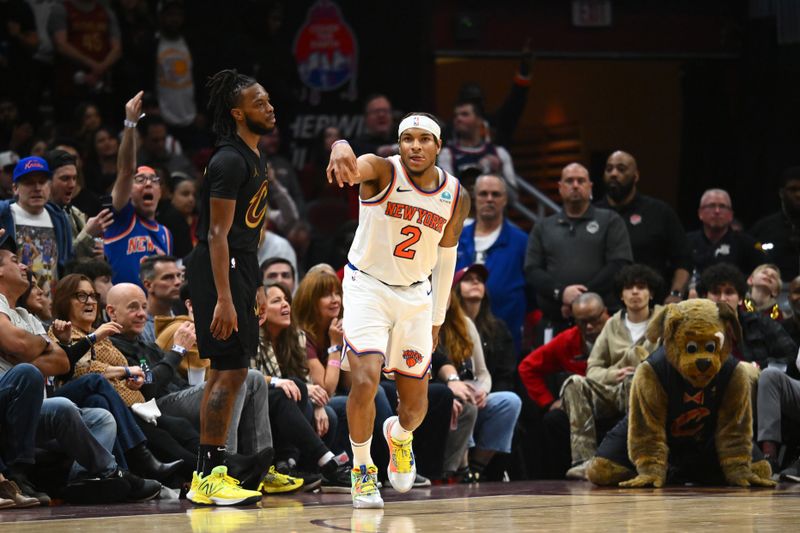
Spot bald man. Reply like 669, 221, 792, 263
105, 283, 274, 485
685, 188, 766, 280
596, 150, 691, 304
525, 163, 632, 338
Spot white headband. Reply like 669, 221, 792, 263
398, 114, 441, 140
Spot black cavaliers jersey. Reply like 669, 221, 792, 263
646, 346, 738, 457
196, 135, 269, 254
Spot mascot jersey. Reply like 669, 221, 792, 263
646, 346, 738, 459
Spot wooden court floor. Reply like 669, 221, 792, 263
2, 480, 799, 532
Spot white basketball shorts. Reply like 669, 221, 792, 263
341, 263, 432, 379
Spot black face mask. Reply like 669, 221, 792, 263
246, 115, 272, 136
606, 178, 635, 204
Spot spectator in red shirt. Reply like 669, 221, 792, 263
518, 292, 609, 410
515, 292, 608, 478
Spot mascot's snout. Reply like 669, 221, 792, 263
695, 359, 712, 372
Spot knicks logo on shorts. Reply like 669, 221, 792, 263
402, 349, 423, 367
245, 180, 269, 228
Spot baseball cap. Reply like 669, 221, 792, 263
13, 156, 51, 183
0, 151, 19, 170
452, 263, 489, 287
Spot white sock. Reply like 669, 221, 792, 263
350, 437, 373, 467
317, 451, 335, 467
390, 417, 412, 442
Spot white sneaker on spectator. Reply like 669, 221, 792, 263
565, 461, 589, 480
413, 474, 431, 488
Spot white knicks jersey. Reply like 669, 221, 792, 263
347, 155, 462, 286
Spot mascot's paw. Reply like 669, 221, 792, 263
586, 457, 635, 486
725, 463, 777, 488
618, 474, 664, 488
751, 459, 773, 481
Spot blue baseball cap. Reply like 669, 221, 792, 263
13, 156, 51, 183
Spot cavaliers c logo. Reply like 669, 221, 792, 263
246, 181, 269, 228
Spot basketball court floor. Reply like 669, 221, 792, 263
2, 480, 798, 532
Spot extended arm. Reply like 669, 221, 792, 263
326, 141, 392, 194
112, 92, 143, 211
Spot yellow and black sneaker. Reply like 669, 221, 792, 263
257, 466, 304, 494
187, 466, 262, 506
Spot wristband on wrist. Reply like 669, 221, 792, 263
87, 332, 97, 345
669, 290, 682, 298
332, 139, 349, 148
123, 366, 131, 379
270, 376, 284, 389
172, 344, 187, 356
327, 358, 342, 368
327, 344, 342, 355
446, 373, 460, 382
123, 119, 137, 129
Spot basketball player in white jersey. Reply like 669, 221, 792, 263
327, 113, 470, 508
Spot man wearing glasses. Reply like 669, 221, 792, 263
517, 292, 609, 478
686, 188, 766, 281
105, 92, 174, 286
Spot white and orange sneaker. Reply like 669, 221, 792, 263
382, 415, 416, 493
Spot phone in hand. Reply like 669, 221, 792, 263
100, 194, 114, 212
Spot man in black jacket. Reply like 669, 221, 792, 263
750, 167, 800, 282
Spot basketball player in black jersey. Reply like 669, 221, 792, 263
185, 70, 273, 506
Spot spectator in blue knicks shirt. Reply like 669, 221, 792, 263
457, 174, 528, 355
104, 92, 173, 286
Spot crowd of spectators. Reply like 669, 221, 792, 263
2, 0, 800, 509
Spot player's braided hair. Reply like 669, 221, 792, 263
206, 69, 257, 138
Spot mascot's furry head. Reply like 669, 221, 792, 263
646, 299, 741, 389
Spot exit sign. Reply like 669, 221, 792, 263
572, 0, 612, 27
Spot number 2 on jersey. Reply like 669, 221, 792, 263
393, 225, 422, 259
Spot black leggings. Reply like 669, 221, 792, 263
268, 382, 329, 468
